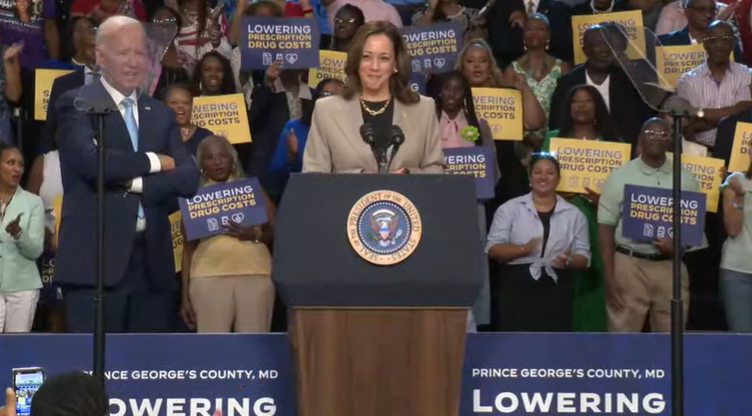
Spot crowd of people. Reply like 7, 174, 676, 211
0, 0, 749, 335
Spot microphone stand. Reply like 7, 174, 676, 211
79, 96, 113, 388
669, 109, 686, 416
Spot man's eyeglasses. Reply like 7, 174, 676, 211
643, 130, 671, 141
703, 35, 734, 44
319, 91, 333, 97
334, 17, 357, 24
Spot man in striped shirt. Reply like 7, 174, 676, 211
677, 20, 752, 153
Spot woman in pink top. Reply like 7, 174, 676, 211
431, 70, 499, 331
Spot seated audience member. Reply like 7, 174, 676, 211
550, 25, 653, 150
542, 84, 620, 332
0, 142, 45, 333
40, 17, 97, 155
70, 0, 149, 23
719, 146, 752, 332
598, 118, 699, 333
180, 135, 275, 333
486, 155, 591, 332
434, 70, 499, 330
159, 84, 213, 156
329, 4, 365, 52
678, 20, 752, 153
1, 371, 107, 416
190, 51, 237, 97
659, 0, 744, 62
150, 7, 192, 94
269, 78, 344, 200
302, 21, 443, 174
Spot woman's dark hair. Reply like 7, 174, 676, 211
245, 0, 284, 16
156, 83, 193, 102
61, 16, 95, 62
178, 0, 208, 45
432, 71, 483, 146
530, 154, 561, 176
557, 84, 618, 140
150, 6, 183, 32
0, 141, 18, 157
301, 78, 345, 126
190, 51, 236, 96
342, 21, 420, 105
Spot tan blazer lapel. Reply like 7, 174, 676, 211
335, 98, 377, 170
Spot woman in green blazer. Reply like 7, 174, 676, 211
542, 84, 623, 332
0, 143, 45, 332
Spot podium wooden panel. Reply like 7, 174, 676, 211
288, 308, 467, 416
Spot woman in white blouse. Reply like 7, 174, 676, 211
486, 155, 590, 332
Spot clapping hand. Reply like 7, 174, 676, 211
553, 249, 571, 269
653, 237, 673, 255
264, 59, 283, 87
5, 213, 23, 239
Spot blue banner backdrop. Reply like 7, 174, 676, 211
2, 333, 752, 415
0, 334, 295, 416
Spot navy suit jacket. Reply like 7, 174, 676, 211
53, 80, 199, 290
658, 27, 745, 64
41, 69, 84, 154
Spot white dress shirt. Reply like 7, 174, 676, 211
100, 77, 162, 231
586, 71, 611, 111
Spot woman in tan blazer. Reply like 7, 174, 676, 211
302, 21, 444, 174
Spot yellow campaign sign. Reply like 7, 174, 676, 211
471, 88, 523, 141
571, 11, 646, 65
192, 93, 251, 144
169, 211, 183, 273
656, 45, 733, 88
550, 138, 631, 194
729, 122, 752, 173
308, 50, 347, 88
35, 69, 74, 121
668, 152, 723, 213
52, 194, 62, 248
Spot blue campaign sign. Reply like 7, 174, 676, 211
621, 184, 706, 247
179, 177, 268, 241
443, 147, 494, 199
401, 22, 462, 74
240, 17, 319, 70
0, 334, 296, 416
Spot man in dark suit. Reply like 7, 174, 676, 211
658, 0, 744, 63
550, 24, 655, 148
54, 16, 199, 333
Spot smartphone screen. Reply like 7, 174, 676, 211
13, 368, 45, 416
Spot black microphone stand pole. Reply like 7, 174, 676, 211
80, 99, 111, 388
669, 110, 685, 416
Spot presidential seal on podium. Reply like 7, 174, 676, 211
347, 190, 422, 266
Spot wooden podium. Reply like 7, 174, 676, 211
273, 174, 484, 416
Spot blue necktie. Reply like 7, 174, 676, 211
122, 98, 145, 220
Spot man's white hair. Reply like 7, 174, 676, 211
95, 15, 144, 47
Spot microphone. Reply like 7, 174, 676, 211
386, 125, 405, 174
360, 123, 384, 172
